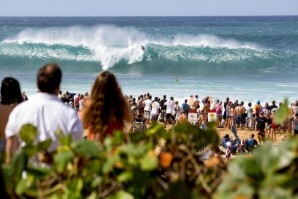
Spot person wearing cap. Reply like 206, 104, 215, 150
255, 111, 268, 144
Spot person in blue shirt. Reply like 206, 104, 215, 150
182, 99, 190, 116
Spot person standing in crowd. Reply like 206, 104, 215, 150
203, 100, 211, 117
143, 95, 153, 124
254, 100, 262, 130
151, 97, 160, 123
0, 78, 23, 159
58, 90, 63, 99
229, 103, 235, 127
81, 71, 133, 142
159, 95, 167, 122
265, 113, 273, 140
130, 98, 137, 110
173, 101, 181, 121
5, 63, 83, 163
137, 95, 145, 116
246, 102, 254, 130
223, 97, 229, 126
216, 101, 223, 128
21, 91, 28, 101
78, 94, 84, 112
164, 96, 175, 125
74, 94, 81, 111
193, 95, 200, 110
269, 100, 278, 114
182, 99, 190, 116
176, 110, 188, 124
189, 95, 195, 109
255, 112, 267, 145
235, 102, 245, 129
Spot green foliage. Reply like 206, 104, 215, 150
3, 122, 222, 199
215, 138, 298, 199
5, 101, 298, 199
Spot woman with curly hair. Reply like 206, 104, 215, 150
81, 71, 133, 142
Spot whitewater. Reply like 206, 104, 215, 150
0, 16, 298, 104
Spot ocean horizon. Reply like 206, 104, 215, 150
0, 16, 297, 104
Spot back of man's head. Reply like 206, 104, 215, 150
37, 63, 62, 94
163, 95, 166, 99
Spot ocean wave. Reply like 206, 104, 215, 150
1, 25, 266, 69
0, 25, 298, 75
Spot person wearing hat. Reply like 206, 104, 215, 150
255, 111, 268, 145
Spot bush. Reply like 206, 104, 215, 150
4, 98, 297, 199
3, 122, 223, 199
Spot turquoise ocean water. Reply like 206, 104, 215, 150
0, 16, 298, 104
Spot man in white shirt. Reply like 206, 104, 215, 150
151, 97, 160, 122
164, 96, 175, 125
143, 95, 153, 123
5, 63, 83, 160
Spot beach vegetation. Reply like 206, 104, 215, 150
3, 99, 298, 199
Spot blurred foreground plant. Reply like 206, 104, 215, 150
3, 122, 223, 199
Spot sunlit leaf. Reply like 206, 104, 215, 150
117, 171, 133, 182
141, 150, 158, 171
11, 150, 27, 180
36, 139, 52, 151
19, 124, 37, 145
72, 139, 101, 159
54, 150, 73, 173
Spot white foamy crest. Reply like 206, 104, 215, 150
2, 25, 263, 69
172, 34, 261, 50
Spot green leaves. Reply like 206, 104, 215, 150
19, 124, 37, 145
215, 138, 298, 199
274, 98, 290, 124
11, 150, 27, 181
141, 150, 158, 171
72, 139, 101, 159
54, 150, 74, 173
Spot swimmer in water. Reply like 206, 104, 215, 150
141, 45, 145, 50
175, 77, 178, 82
